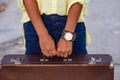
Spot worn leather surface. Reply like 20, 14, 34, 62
0, 54, 114, 80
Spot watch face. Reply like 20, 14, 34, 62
64, 32, 73, 41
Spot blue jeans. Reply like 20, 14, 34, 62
23, 14, 87, 55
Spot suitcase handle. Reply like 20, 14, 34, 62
40, 55, 49, 62
63, 57, 72, 62
40, 55, 72, 62
9, 56, 73, 64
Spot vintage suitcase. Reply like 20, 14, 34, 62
0, 54, 114, 80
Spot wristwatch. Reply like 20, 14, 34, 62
62, 30, 76, 41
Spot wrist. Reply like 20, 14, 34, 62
37, 28, 49, 39
64, 23, 76, 33
64, 28, 75, 33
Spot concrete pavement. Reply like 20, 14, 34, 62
0, 0, 22, 44
86, 0, 120, 64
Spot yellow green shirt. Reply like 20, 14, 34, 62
18, 0, 91, 45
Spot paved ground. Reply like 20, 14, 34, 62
86, 0, 120, 64
0, 0, 120, 80
0, 0, 22, 44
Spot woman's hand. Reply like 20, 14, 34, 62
39, 33, 56, 57
56, 3, 83, 58
24, 0, 57, 57
57, 38, 72, 58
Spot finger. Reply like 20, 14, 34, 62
63, 51, 69, 58
68, 50, 72, 56
49, 50, 54, 57
47, 46, 56, 57
60, 51, 64, 57
46, 46, 54, 57
56, 48, 60, 56
57, 50, 62, 57
50, 46, 56, 56
44, 50, 50, 57
52, 50, 56, 56
60, 50, 66, 57
45, 46, 51, 56
61, 51, 66, 58
41, 49, 46, 55
50, 48, 57, 57
57, 52, 61, 57
57, 47, 64, 57
47, 49, 52, 57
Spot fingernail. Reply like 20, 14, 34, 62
46, 54, 49, 57
64, 55, 68, 58
53, 50, 56, 53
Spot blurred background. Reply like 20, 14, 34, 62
0, 0, 120, 80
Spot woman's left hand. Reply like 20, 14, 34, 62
57, 38, 72, 58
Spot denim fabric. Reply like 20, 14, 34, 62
23, 14, 87, 55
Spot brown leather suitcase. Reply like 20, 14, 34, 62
0, 54, 114, 80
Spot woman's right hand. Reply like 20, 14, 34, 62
23, 0, 56, 57
39, 33, 57, 57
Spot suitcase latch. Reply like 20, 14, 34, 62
10, 58, 24, 64
89, 57, 102, 64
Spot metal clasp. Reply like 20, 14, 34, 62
89, 57, 102, 64
10, 57, 24, 64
